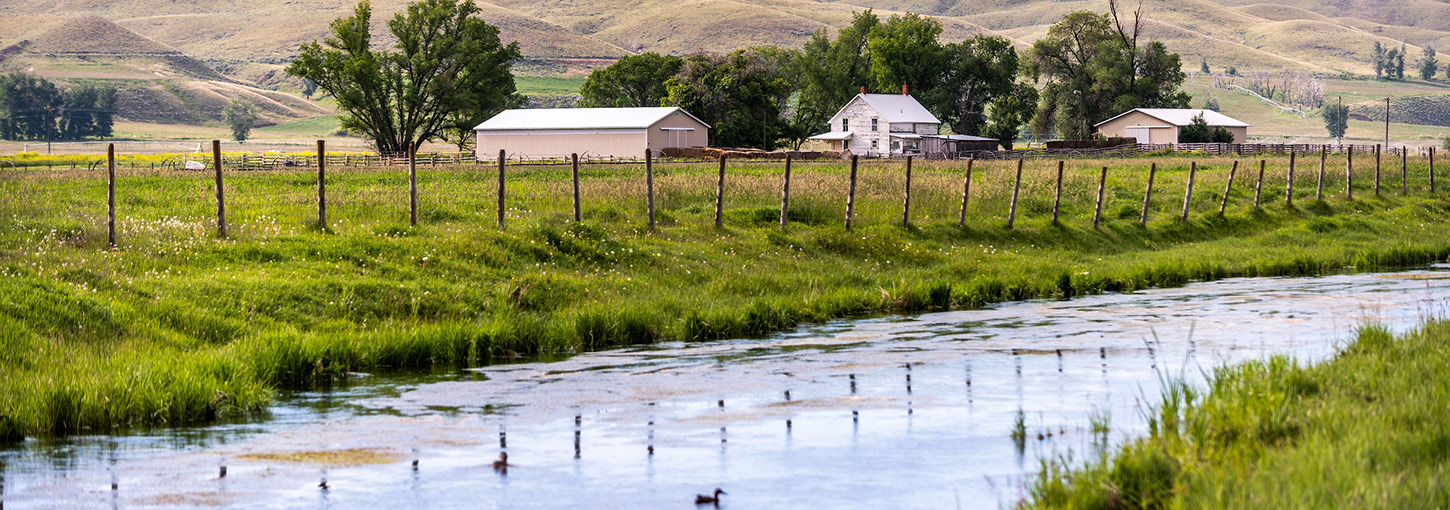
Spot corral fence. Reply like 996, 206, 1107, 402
2, 140, 1443, 251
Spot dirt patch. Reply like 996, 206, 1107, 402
237, 448, 405, 467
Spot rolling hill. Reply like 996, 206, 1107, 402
3, 0, 1450, 140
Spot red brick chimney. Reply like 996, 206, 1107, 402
860, 85, 866, 95
902, 84, 909, 95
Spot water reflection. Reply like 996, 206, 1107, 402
1, 268, 1448, 508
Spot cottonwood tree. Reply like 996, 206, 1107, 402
579, 53, 683, 108
928, 35, 1027, 137
0, 73, 116, 141
286, 0, 520, 154
1373, 42, 1387, 78
223, 98, 259, 141
662, 48, 795, 149
795, 10, 879, 137
1323, 101, 1349, 140
1025, 1, 1189, 139
867, 13, 947, 99
1420, 47, 1439, 80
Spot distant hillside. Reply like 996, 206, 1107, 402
5, 0, 1450, 136
0, 15, 329, 127
7, 0, 1449, 79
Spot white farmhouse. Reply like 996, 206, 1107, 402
808, 86, 941, 157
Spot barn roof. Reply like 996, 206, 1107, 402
1095, 109, 1250, 128
474, 107, 710, 131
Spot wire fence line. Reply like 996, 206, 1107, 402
0, 143, 1442, 251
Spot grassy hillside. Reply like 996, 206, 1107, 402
10, 0, 1450, 77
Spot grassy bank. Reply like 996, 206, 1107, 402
1027, 320, 1450, 508
0, 154, 1448, 442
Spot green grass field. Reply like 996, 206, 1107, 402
514, 76, 586, 97
1, 153, 1448, 441
1027, 320, 1450, 508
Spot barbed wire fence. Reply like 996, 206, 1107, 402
0, 141, 1441, 251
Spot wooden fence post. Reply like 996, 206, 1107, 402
1346, 145, 1353, 200
317, 140, 326, 228
1315, 145, 1325, 201
1007, 158, 1023, 229
1287, 151, 1296, 206
1219, 161, 1237, 216
1402, 147, 1408, 196
212, 140, 226, 237
1253, 160, 1265, 213
497, 149, 506, 229
845, 155, 858, 230
1092, 166, 1107, 228
572, 153, 581, 222
714, 155, 726, 227
1431, 147, 1437, 193
409, 143, 418, 226
646, 150, 656, 230
958, 159, 973, 226
1374, 145, 1381, 196
1140, 162, 1156, 226
107, 143, 115, 248
902, 155, 913, 227
1181, 162, 1197, 222
1052, 160, 1064, 225
779, 154, 792, 228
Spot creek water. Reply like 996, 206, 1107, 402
3, 267, 1449, 509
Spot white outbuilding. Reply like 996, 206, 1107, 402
1094, 108, 1250, 144
474, 107, 710, 160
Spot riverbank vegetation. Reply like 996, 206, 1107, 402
1, 154, 1447, 441
1027, 319, 1450, 508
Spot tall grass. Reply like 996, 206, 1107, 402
0, 153, 1447, 441
1026, 322, 1450, 509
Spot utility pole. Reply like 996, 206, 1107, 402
1385, 96, 1390, 149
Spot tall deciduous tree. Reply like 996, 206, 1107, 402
795, 10, 879, 136
286, 0, 520, 154
223, 98, 260, 141
579, 53, 684, 108
1024, 3, 1189, 139
1323, 101, 1349, 140
867, 13, 946, 98
927, 35, 1023, 136
662, 48, 796, 149
981, 83, 1038, 149
1373, 42, 1386, 78
1419, 46, 1439, 80
0, 73, 114, 141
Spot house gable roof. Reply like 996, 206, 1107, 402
474, 107, 710, 131
1095, 108, 1249, 128
829, 94, 941, 125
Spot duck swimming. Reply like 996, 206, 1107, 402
695, 488, 726, 506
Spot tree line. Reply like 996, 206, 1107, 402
0, 73, 117, 142
1373, 41, 1445, 81
289, 0, 1189, 153
580, 3, 1187, 149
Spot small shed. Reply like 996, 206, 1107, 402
921, 134, 999, 154
1094, 109, 1249, 144
475, 107, 710, 160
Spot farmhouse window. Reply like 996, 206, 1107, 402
842, 118, 849, 131
872, 118, 878, 131
871, 140, 878, 150
891, 140, 900, 150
